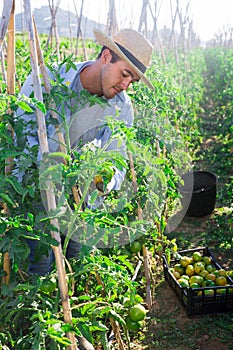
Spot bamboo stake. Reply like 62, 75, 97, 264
80, 27, 87, 61
109, 318, 125, 350
73, 0, 85, 57
138, 0, 149, 36
128, 152, 153, 310
6, 1, 15, 95
33, 16, 82, 207
168, 0, 179, 58
2, 252, 10, 285
106, 0, 118, 36
23, 1, 77, 348
0, 0, 13, 50
67, 4, 73, 51
2, 0, 15, 286
131, 260, 142, 281
0, 1, 12, 88
95, 272, 127, 349
46, 0, 61, 60
149, 1, 167, 65
33, 16, 66, 152
0, 47, 6, 84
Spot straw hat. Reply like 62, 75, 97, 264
94, 28, 154, 89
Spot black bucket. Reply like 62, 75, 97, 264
179, 171, 217, 217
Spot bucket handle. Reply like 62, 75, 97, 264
194, 187, 205, 194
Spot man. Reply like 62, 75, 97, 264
16, 28, 153, 350
17, 28, 153, 274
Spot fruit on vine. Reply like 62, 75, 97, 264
125, 316, 141, 331
94, 175, 103, 184
94, 166, 115, 184
39, 278, 57, 294
130, 241, 142, 254
129, 304, 146, 322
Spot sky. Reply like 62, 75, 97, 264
1, 0, 233, 42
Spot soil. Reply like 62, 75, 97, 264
139, 212, 233, 350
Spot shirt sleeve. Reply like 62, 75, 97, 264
108, 92, 133, 191
16, 74, 39, 150
94, 92, 134, 191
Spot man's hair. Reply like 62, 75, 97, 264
97, 46, 121, 63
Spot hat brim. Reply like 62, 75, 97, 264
94, 29, 154, 90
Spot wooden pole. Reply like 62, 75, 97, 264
0, 0, 13, 49
33, 16, 66, 153
138, 0, 149, 36
6, 0, 15, 95
106, 0, 118, 36
33, 17, 81, 206
148, 1, 166, 65
0, 45, 7, 84
67, 4, 73, 51
2, 0, 15, 286
128, 152, 153, 310
46, 0, 61, 60
73, 0, 85, 57
23, 1, 77, 348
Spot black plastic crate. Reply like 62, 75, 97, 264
162, 246, 233, 317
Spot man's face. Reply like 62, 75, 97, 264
100, 49, 140, 99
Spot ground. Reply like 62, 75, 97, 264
138, 210, 233, 350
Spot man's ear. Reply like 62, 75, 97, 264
101, 49, 112, 63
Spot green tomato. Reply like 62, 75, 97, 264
99, 166, 114, 182
119, 248, 132, 258
39, 278, 56, 294
129, 304, 146, 322
130, 241, 142, 254
125, 316, 141, 331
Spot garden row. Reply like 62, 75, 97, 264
0, 37, 232, 349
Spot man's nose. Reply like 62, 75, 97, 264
120, 77, 132, 90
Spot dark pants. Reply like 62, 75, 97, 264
27, 236, 81, 275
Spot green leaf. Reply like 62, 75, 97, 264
78, 295, 92, 301
109, 309, 126, 327
77, 322, 94, 345
0, 193, 15, 206
90, 320, 108, 332
17, 100, 33, 112
116, 256, 134, 274
143, 164, 151, 176
5, 177, 25, 195
0, 221, 7, 234
0, 150, 22, 160
31, 98, 47, 113
89, 189, 98, 204
48, 151, 70, 161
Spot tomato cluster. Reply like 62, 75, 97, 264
170, 251, 233, 296
125, 304, 147, 331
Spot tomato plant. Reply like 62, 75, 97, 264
1, 31, 232, 349
39, 277, 57, 294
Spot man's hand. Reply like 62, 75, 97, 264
93, 165, 115, 195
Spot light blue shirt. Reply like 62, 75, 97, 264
16, 61, 134, 193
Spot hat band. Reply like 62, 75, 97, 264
115, 43, 146, 74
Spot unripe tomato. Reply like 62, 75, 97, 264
129, 304, 146, 322
125, 316, 141, 331
130, 241, 142, 254
39, 278, 56, 294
